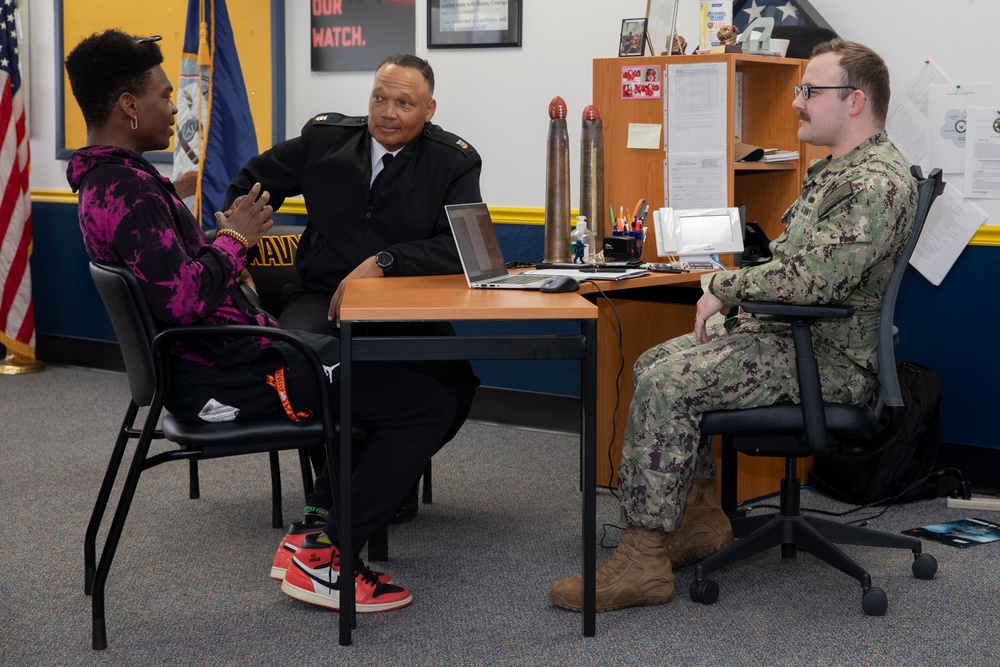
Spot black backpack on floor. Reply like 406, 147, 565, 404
809, 361, 943, 505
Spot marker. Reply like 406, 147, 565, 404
631, 198, 645, 224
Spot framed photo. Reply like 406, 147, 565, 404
619, 18, 648, 57
646, 0, 681, 55
621, 64, 662, 100
428, 0, 522, 49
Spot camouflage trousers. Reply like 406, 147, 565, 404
618, 322, 875, 533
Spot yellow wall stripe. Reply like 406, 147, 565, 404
29, 188, 1000, 245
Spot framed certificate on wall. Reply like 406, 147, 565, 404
428, 0, 522, 48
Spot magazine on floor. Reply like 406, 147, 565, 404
902, 517, 1000, 548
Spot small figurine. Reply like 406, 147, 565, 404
717, 25, 739, 45
661, 34, 687, 56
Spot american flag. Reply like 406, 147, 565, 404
0, 0, 34, 361
732, 0, 818, 32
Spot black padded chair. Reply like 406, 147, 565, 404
243, 223, 305, 318
85, 261, 347, 650
691, 166, 945, 615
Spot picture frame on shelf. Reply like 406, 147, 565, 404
619, 18, 649, 57
427, 0, 521, 49
645, 0, 681, 56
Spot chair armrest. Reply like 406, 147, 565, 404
740, 301, 854, 319
737, 301, 853, 454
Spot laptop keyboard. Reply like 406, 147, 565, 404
487, 274, 547, 285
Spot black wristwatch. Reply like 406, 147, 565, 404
375, 250, 397, 276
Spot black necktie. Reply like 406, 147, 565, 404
369, 153, 394, 204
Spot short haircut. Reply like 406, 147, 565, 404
811, 39, 890, 126
378, 53, 435, 96
65, 29, 164, 130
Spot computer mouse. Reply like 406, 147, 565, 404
539, 276, 580, 293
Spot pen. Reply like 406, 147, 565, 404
580, 267, 629, 273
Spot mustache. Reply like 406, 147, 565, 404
796, 110, 810, 122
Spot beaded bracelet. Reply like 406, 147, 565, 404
217, 228, 250, 249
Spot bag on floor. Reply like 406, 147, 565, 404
809, 361, 943, 505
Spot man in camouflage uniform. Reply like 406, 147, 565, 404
550, 39, 918, 612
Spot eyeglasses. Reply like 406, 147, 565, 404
793, 85, 858, 101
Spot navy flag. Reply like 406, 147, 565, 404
173, 0, 258, 229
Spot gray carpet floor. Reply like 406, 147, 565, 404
2, 365, 999, 666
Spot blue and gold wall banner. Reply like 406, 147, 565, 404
173, 0, 259, 229
310, 0, 415, 72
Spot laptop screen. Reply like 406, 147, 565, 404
445, 202, 510, 283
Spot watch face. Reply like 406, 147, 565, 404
377, 251, 393, 268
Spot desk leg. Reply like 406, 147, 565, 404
339, 322, 355, 645
582, 318, 597, 637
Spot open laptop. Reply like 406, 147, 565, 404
445, 202, 648, 289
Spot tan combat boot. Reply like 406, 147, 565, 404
549, 526, 674, 612
664, 478, 734, 568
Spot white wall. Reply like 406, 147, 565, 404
25, 0, 1000, 224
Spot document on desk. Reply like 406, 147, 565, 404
909, 183, 987, 286
664, 62, 728, 208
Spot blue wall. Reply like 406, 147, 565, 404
31, 203, 581, 396
31, 201, 997, 446
894, 245, 999, 448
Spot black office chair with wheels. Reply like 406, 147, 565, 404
86, 261, 348, 650
691, 166, 945, 615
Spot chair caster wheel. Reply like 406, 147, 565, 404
862, 587, 887, 616
912, 553, 937, 580
689, 579, 719, 605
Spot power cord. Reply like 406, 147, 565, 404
580, 279, 625, 502
742, 466, 970, 526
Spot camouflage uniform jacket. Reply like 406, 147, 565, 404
706, 131, 916, 373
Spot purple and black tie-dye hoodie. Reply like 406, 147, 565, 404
67, 145, 276, 367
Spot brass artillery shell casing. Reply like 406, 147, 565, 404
544, 96, 571, 262
580, 105, 604, 239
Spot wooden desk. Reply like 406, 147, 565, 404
335, 274, 599, 644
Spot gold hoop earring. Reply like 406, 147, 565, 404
130, 115, 138, 131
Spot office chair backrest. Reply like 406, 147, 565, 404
90, 262, 163, 407
873, 167, 945, 414
205, 224, 305, 317
247, 224, 304, 317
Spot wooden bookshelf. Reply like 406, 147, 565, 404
592, 53, 815, 502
